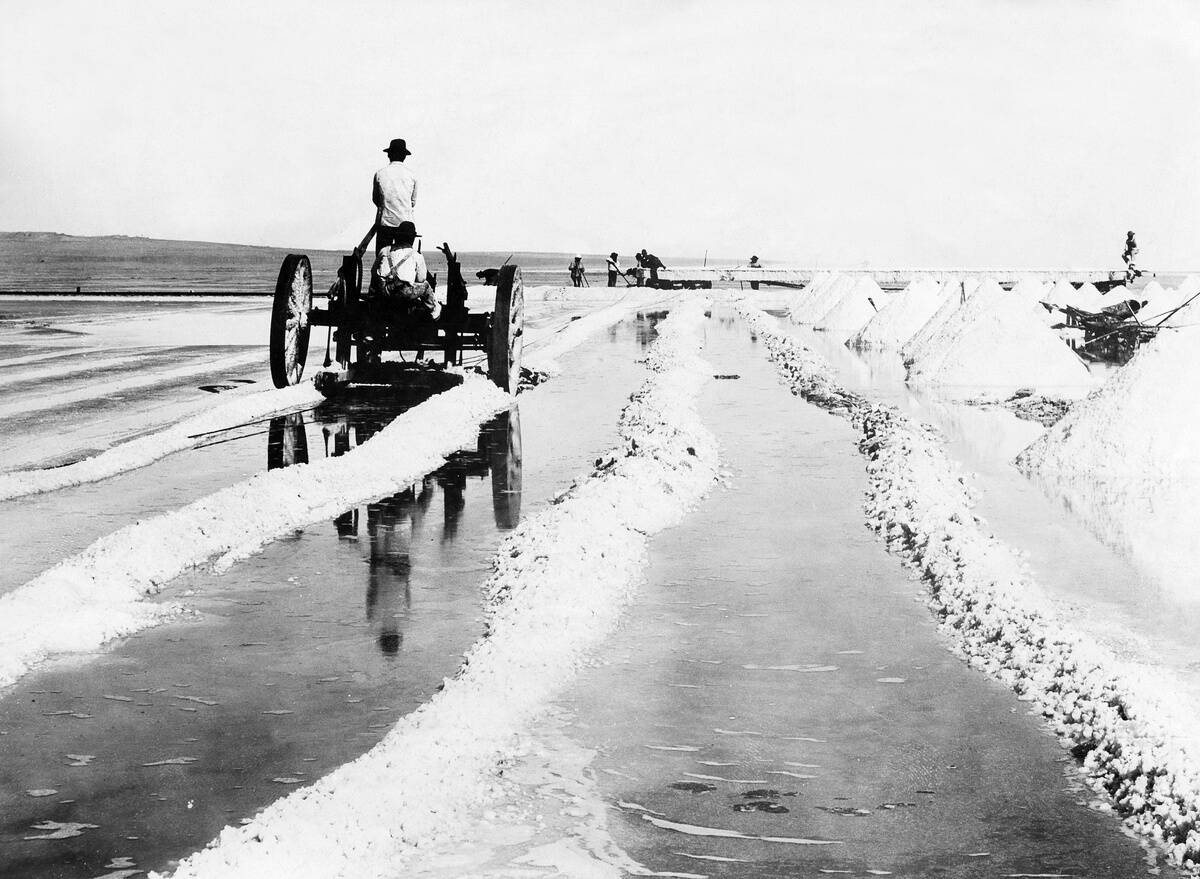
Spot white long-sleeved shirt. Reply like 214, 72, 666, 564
372, 161, 417, 227
377, 247, 427, 284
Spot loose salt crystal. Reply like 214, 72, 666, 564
262, 710, 293, 715
877, 677, 907, 684
65, 754, 94, 766
26, 789, 57, 797
271, 777, 304, 784
101, 694, 133, 702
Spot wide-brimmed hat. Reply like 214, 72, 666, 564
384, 138, 411, 156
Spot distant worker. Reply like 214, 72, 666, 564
748, 254, 761, 290
606, 252, 621, 287
372, 138, 417, 254
369, 220, 438, 321
569, 255, 586, 287
640, 249, 666, 288
1122, 230, 1139, 285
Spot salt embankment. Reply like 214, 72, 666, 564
813, 276, 884, 341
157, 301, 718, 879
0, 382, 324, 501
1017, 323, 1200, 484
734, 297, 1200, 870
849, 277, 942, 350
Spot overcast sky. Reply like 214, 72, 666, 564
2, 0, 1198, 267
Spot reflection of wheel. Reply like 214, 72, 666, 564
488, 265, 524, 392
489, 408, 523, 529
270, 254, 313, 388
266, 412, 310, 470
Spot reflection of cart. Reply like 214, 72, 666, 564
266, 403, 522, 530
1060, 302, 1158, 364
269, 226, 523, 396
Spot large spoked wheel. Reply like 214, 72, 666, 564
488, 265, 524, 392
270, 254, 313, 388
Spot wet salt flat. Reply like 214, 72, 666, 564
0, 302, 662, 877
1, 294, 1195, 877
501, 309, 1175, 878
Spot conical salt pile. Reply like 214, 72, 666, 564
791, 272, 856, 324
1017, 324, 1200, 481
850, 277, 942, 350
815, 276, 884, 341
907, 295, 1092, 394
902, 277, 981, 364
905, 277, 1000, 372
786, 271, 832, 320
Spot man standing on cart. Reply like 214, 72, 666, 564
373, 138, 417, 254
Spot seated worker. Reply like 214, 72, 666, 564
369, 221, 439, 321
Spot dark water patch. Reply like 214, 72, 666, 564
670, 782, 717, 793
197, 383, 238, 393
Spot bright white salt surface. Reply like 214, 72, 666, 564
813, 276, 883, 341
906, 294, 1092, 395
789, 272, 855, 324
850, 277, 942, 349
901, 277, 981, 365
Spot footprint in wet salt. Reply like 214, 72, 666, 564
876, 677, 907, 684
65, 754, 95, 767
24, 820, 98, 840
26, 789, 58, 797
142, 757, 197, 767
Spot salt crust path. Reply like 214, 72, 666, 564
734, 297, 1200, 870
158, 300, 718, 879
0, 350, 264, 420
0, 375, 511, 693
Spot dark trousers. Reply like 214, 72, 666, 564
376, 225, 401, 254
608, 271, 617, 287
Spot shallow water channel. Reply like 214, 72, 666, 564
0, 312, 663, 878
554, 308, 1179, 878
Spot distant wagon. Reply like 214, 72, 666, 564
268, 225, 523, 397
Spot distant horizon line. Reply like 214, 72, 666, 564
3, 230, 1196, 274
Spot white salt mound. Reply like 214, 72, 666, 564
850, 277, 942, 350
785, 272, 833, 322
1018, 325, 1200, 482
905, 278, 1004, 375
814, 277, 884, 340
907, 280, 1092, 395
791, 273, 855, 324
902, 277, 982, 364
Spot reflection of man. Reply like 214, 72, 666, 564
372, 138, 417, 254
367, 491, 416, 656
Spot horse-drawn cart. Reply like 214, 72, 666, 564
269, 226, 523, 396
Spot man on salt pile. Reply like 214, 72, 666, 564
372, 137, 417, 254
